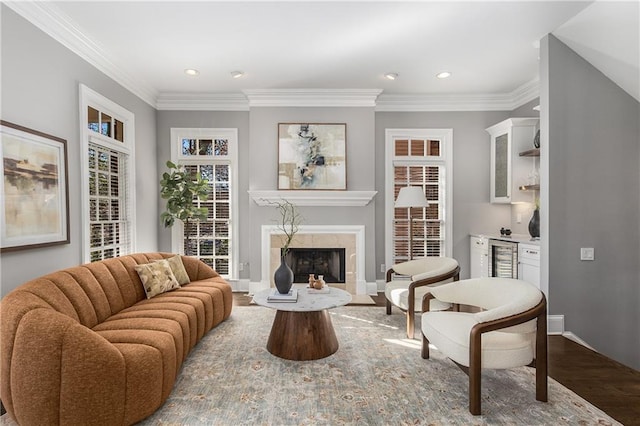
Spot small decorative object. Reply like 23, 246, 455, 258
274, 257, 294, 294
160, 160, 209, 255
271, 199, 302, 294
308, 273, 316, 288
533, 129, 540, 149
278, 123, 346, 190
529, 207, 540, 239
1, 121, 70, 252
314, 275, 325, 290
500, 227, 506, 235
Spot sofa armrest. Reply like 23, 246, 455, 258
9, 309, 126, 426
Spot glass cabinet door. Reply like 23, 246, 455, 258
494, 133, 509, 200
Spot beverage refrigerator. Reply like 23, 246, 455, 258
488, 239, 519, 278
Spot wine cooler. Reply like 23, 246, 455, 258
488, 239, 518, 278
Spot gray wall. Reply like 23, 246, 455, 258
248, 107, 377, 283
545, 35, 640, 369
0, 7, 158, 295
374, 111, 512, 280
155, 111, 250, 277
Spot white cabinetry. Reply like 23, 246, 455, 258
486, 118, 539, 203
469, 236, 488, 278
518, 243, 540, 289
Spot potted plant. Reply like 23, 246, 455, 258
160, 161, 209, 255
271, 199, 302, 294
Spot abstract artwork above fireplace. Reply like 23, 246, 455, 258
277, 123, 346, 190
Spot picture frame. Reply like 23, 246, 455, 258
278, 123, 346, 190
1, 120, 70, 252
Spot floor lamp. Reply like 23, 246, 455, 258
395, 186, 429, 260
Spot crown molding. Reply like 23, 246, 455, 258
243, 89, 383, 107
156, 93, 250, 111
4, 1, 158, 108
376, 78, 540, 112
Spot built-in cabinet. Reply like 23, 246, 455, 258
518, 243, 540, 289
469, 236, 488, 278
486, 118, 539, 204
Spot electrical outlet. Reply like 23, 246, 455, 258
580, 248, 595, 261
380, 264, 386, 273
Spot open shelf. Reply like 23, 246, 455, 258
519, 184, 540, 191
519, 148, 540, 157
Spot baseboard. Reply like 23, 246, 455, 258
230, 279, 250, 292
547, 314, 565, 335
562, 332, 596, 351
366, 281, 378, 295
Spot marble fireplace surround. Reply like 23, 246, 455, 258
261, 225, 366, 295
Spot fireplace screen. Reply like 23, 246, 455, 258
283, 248, 346, 283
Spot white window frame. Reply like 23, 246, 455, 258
385, 128, 453, 269
79, 84, 136, 263
169, 127, 239, 280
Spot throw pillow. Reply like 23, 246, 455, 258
135, 259, 181, 299
158, 255, 190, 285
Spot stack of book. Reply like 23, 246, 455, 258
267, 288, 298, 302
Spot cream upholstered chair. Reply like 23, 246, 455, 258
421, 277, 547, 415
385, 257, 460, 338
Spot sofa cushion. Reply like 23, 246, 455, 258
159, 255, 190, 285
135, 259, 181, 299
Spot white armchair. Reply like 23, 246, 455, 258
421, 277, 547, 415
385, 257, 460, 338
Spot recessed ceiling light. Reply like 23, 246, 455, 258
436, 71, 451, 79
184, 69, 199, 76
384, 72, 398, 80
230, 70, 244, 79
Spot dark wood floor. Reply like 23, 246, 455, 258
235, 292, 640, 425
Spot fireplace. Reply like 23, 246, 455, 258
261, 225, 367, 295
284, 248, 346, 283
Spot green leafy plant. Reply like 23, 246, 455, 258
270, 199, 302, 257
160, 161, 209, 232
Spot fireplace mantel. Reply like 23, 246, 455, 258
249, 190, 377, 207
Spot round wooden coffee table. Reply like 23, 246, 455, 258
252, 285, 352, 361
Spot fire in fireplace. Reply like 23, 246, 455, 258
283, 248, 346, 284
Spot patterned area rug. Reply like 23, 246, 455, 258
139, 306, 619, 425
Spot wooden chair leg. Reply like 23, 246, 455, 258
536, 310, 548, 402
407, 309, 415, 339
469, 333, 482, 415
422, 334, 430, 359
386, 298, 392, 315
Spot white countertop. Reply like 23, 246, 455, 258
471, 232, 540, 246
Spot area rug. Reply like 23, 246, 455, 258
136, 306, 618, 425
0, 306, 619, 426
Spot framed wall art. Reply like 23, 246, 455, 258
278, 123, 346, 190
1, 120, 70, 252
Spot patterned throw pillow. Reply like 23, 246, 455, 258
157, 255, 190, 285
135, 259, 181, 299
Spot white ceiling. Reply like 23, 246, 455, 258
7, 1, 639, 108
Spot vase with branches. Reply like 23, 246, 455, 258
270, 199, 303, 294
160, 161, 209, 255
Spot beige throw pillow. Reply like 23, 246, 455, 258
135, 259, 181, 299
158, 255, 190, 285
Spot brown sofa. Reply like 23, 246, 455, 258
0, 252, 233, 425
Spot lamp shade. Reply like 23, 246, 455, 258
395, 186, 428, 208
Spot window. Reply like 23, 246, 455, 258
80, 85, 135, 263
385, 129, 453, 267
170, 128, 238, 280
